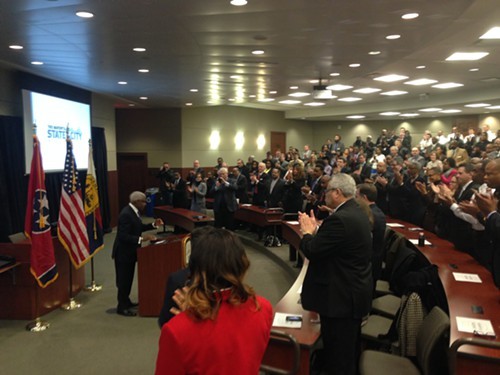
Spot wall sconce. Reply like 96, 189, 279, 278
256, 134, 266, 150
209, 130, 220, 150
234, 131, 245, 150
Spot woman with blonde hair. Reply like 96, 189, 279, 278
155, 227, 273, 375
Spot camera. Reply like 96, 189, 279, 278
218, 178, 223, 183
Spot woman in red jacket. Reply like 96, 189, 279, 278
155, 227, 273, 375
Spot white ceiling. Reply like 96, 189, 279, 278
1, 0, 500, 121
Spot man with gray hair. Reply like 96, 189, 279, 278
212, 167, 238, 230
299, 173, 372, 375
112, 191, 163, 316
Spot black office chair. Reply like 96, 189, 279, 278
260, 330, 301, 375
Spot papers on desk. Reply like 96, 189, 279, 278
408, 239, 432, 246
272, 312, 303, 329
241, 204, 252, 207
453, 272, 482, 283
286, 221, 300, 225
456, 317, 495, 337
387, 223, 405, 228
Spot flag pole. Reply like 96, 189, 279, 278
84, 257, 103, 292
61, 257, 81, 310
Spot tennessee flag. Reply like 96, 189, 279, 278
84, 141, 104, 256
24, 135, 58, 288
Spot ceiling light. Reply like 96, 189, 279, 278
386, 34, 401, 40
139, 97, 148, 100
349, 63, 361, 68
9, 45, 23, 50
249, 94, 256, 98
118, 81, 127, 85
404, 78, 438, 86
402, 13, 419, 20
486, 105, 500, 109
76, 11, 94, 18
469, 68, 479, 72
381, 90, 408, 96
369, 51, 381, 55
446, 52, 489, 61
230, 75, 242, 80
432, 82, 463, 89
374, 74, 408, 82
289, 86, 299, 89
252, 49, 264, 55
464, 103, 490, 108
380, 112, 400, 116
400, 113, 420, 117
128, 104, 135, 107
185, 103, 193, 106
353, 87, 381, 94
309, 79, 319, 84
326, 84, 353, 91
347, 115, 365, 119
419, 108, 442, 112
269, 90, 277, 94
31, 61, 44, 65
138, 69, 149, 73
230, 0, 248, 6
337, 97, 362, 102
190, 89, 199, 92
329, 72, 340, 77
279, 100, 301, 105
416, 65, 426, 69
258, 98, 275, 102
289, 92, 310, 97
304, 102, 326, 107
439, 109, 462, 113
480, 27, 500, 39
133, 47, 146, 52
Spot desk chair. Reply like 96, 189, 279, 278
260, 330, 301, 375
359, 306, 450, 375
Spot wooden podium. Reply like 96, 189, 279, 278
0, 239, 85, 320
137, 234, 189, 317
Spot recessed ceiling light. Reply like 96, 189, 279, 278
486, 105, 500, 109
289, 86, 299, 90
185, 103, 193, 106
380, 112, 400, 116
337, 97, 362, 102
9, 45, 23, 50
353, 87, 381, 94
480, 26, 500, 39
369, 51, 381, 55
230, 0, 248, 6
347, 115, 365, 119
419, 108, 442, 112
279, 100, 301, 105
329, 72, 340, 77
464, 103, 491, 108
118, 81, 127, 85
381, 90, 408, 96
31, 61, 44, 65
349, 63, 361, 68
133, 47, 146, 52
228, 98, 235, 102
432, 82, 463, 89
139, 97, 148, 100
190, 89, 199, 92
76, 11, 94, 18
138, 69, 149, 73
326, 84, 353, 91
252, 49, 264, 55
446, 52, 489, 61
386, 34, 401, 40
374, 74, 408, 82
402, 13, 419, 20
404, 78, 438, 86
400, 113, 420, 117
416, 65, 426, 69
439, 109, 462, 113
304, 102, 326, 107
258, 98, 275, 102
469, 68, 479, 72
309, 79, 319, 84
249, 94, 256, 98
289, 92, 310, 97
230, 75, 242, 80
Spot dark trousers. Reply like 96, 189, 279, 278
214, 204, 234, 230
115, 260, 136, 311
319, 315, 361, 375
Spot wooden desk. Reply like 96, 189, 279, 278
263, 221, 320, 375
137, 234, 187, 317
234, 204, 283, 227
386, 219, 500, 374
154, 206, 214, 232
0, 240, 85, 319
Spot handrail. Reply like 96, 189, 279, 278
448, 337, 500, 374
260, 329, 301, 375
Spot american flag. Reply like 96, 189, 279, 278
24, 135, 59, 287
57, 137, 90, 268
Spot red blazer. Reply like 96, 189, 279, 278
155, 294, 273, 375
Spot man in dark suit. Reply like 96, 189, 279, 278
156, 162, 174, 205
169, 171, 188, 208
212, 167, 238, 230
299, 173, 372, 375
266, 167, 285, 208
112, 191, 163, 316
232, 167, 249, 204
250, 162, 269, 206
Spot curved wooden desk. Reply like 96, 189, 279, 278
154, 206, 214, 232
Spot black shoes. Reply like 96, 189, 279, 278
117, 308, 136, 317
128, 302, 139, 308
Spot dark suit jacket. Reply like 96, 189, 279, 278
212, 178, 238, 213
252, 172, 269, 206
449, 181, 480, 252
158, 268, 190, 328
234, 174, 249, 203
370, 203, 386, 285
485, 211, 500, 287
112, 205, 154, 263
171, 178, 188, 208
300, 198, 373, 318
266, 178, 285, 208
